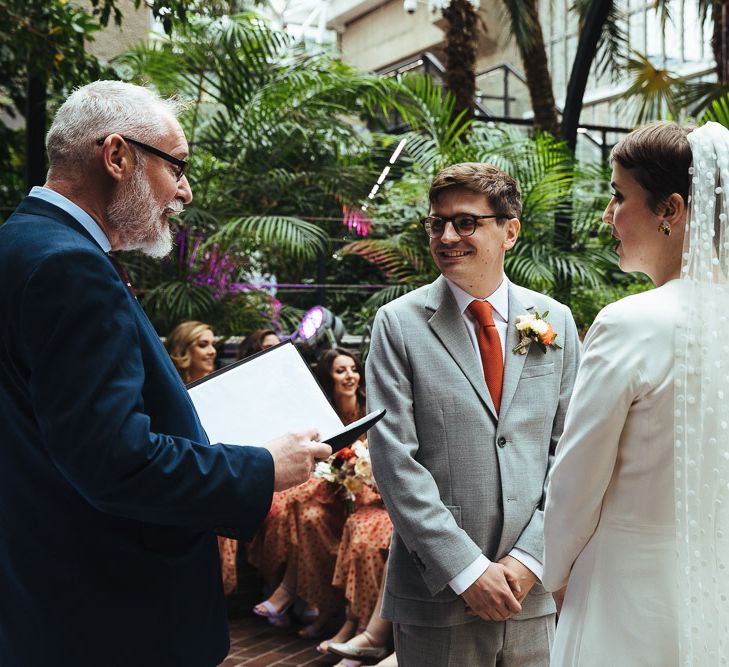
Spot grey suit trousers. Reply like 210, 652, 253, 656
393, 614, 556, 667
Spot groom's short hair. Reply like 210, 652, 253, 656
429, 162, 522, 220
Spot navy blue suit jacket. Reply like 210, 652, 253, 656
0, 196, 275, 666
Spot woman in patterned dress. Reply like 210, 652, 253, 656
317, 360, 392, 657
252, 348, 367, 637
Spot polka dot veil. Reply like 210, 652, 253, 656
675, 121, 729, 665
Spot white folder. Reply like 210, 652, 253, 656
186, 341, 384, 451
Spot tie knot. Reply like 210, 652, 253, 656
468, 300, 495, 327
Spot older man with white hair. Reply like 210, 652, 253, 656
0, 80, 330, 666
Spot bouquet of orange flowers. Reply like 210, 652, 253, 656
314, 440, 374, 500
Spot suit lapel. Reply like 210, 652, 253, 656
499, 285, 534, 419
426, 276, 497, 418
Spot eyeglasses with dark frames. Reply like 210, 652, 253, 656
96, 136, 187, 181
421, 213, 505, 239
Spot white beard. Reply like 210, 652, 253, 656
106, 168, 182, 258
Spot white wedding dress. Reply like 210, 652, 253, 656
543, 280, 683, 666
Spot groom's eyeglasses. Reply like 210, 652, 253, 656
421, 213, 505, 239
95, 136, 187, 181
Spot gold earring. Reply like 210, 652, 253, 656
658, 220, 671, 236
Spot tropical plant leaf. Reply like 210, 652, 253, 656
363, 284, 419, 309
617, 52, 683, 124
208, 216, 328, 261
143, 280, 217, 328
701, 89, 729, 126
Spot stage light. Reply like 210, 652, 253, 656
297, 306, 345, 348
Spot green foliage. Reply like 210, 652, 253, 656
111, 13, 397, 335
571, 276, 653, 337
0, 0, 110, 211
0, 6, 648, 335
144, 280, 218, 326
208, 216, 328, 261
84, 0, 192, 33
575, 0, 627, 83
0, 0, 104, 113
618, 53, 683, 124
702, 91, 729, 126
343, 103, 618, 330
596, 1, 727, 125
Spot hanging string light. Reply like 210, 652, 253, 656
362, 137, 407, 208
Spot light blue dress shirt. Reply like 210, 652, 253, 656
29, 186, 111, 253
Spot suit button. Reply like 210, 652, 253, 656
497, 436, 507, 448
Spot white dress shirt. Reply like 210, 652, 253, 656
443, 276, 543, 595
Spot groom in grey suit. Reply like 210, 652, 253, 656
366, 163, 580, 666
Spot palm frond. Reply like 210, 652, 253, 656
694, 85, 729, 122
500, 0, 542, 54
142, 280, 217, 327
364, 284, 421, 309
617, 52, 683, 124
208, 215, 327, 260
594, 2, 628, 82
343, 234, 434, 283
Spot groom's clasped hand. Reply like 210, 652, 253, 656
462, 555, 537, 621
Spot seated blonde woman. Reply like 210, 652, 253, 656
166, 320, 217, 384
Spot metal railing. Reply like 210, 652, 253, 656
377, 53, 631, 158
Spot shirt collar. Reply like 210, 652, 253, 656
444, 275, 510, 322
29, 186, 112, 253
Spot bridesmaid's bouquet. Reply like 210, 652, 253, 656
314, 440, 374, 500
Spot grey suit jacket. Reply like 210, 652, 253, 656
366, 276, 580, 627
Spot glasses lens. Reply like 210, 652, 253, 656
453, 215, 477, 236
423, 216, 445, 237
176, 164, 185, 181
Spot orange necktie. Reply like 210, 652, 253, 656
468, 300, 504, 414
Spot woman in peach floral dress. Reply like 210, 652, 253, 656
319, 485, 392, 665
251, 348, 368, 636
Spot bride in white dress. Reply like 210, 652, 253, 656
543, 121, 729, 666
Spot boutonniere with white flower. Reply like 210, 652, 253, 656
512, 310, 561, 355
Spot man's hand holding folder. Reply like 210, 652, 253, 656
186, 341, 385, 490
263, 429, 332, 491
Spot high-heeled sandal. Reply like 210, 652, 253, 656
252, 584, 295, 628
316, 619, 359, 654
297, 605, 319, 623
299, 613, 342, 639
328, 630, 389, 663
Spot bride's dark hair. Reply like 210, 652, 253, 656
611, 121, 693, 214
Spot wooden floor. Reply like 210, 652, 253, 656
219, 561, 338, 666
219, 616, 335, 667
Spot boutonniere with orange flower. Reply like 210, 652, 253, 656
512, 311, 561, 355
